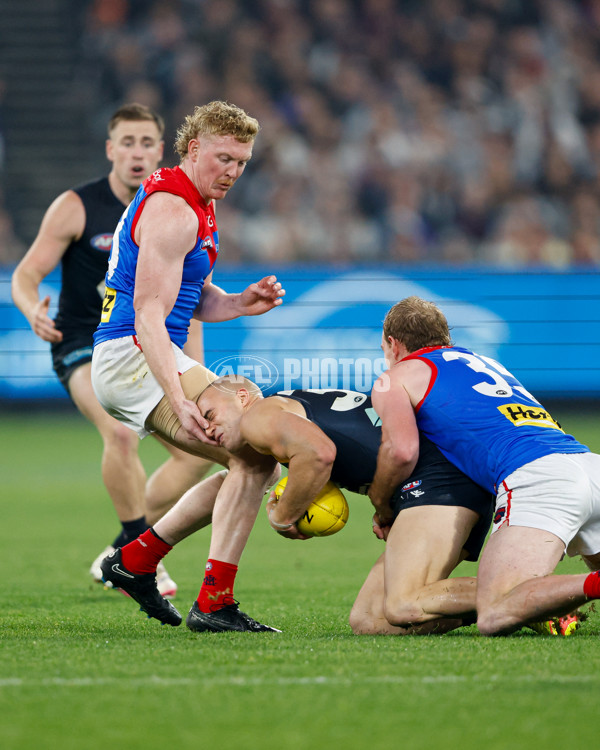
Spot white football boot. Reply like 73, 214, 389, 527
155, 560, 178, 599
90, 545, 116, 586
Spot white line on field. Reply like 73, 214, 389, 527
1, 674, 599, 688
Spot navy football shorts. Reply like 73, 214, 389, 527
390, 467, 494, 562
51, 334, 94, 392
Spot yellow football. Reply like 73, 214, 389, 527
274, 477, 349, 537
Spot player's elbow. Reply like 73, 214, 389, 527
387, 443, 418, 474
10, 263, 32, 304
312, 441, 337, 476
319, 442, 337, 468
299, 433, 336, 474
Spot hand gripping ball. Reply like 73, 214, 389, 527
274, 476, 349, 537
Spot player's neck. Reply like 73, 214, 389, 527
108, 172, 139, 206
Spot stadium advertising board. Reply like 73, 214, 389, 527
1, 266, 598, 400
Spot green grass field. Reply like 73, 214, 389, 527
2, 409, 600, 750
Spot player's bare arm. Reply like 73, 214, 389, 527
11, 191, 86, 343
193, 274, 285, 322
368, 367, 420, 531
241, 398, 337, 531
133, 192, 207, 441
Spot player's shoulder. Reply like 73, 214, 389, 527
239, 396, 286, 448
144, 167, 175, 188
372, 358, 430, 409
270, 393, 307, 417
51, 174, 112, 213
252, 394, 300, 418
42, 188, 86, 232
242, 396, 300, 432
399, 356, 431, 378
373, 359, 412, 390
142, 190, 198, 236
144, 166, 194, 198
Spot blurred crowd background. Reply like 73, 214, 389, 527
2, 0, 600, 267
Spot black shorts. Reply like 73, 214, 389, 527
390, 466, 494, 562
51, 334, 94, 392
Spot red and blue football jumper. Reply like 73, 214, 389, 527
94, 166, 219, 349
404, 345, 588, 493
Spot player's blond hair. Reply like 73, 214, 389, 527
108, 103, 165, 137
383, 296, 451, 352
174, 101, 260, 159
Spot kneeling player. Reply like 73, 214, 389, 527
106, 380, 493, 634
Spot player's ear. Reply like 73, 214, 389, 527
188, 138, 200, 161
237, 388, 250, 405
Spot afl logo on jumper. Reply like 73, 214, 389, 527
202, 232, 219, 267
402, 479, 422, 492
90, 233, 113, 251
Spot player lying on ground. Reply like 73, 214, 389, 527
370, 296, 600, 635
103, 380, 577, 635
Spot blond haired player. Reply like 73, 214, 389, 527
11, 104, 214, 597
93, 101, 283, 632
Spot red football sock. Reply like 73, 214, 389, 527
120, 528, 172, 574
197, 559, 237, 612
583, 570, 600, 599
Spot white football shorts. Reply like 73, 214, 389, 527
91, 335, 199, 438
492, 452, 600, 557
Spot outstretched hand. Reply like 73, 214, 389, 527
31, 295, 62, 343
239, 276, 285, 316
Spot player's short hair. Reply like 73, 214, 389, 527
383, 296, 452, 352
108, 103, 165, 138
174, 101, 260, 159
204, 374, 263, 398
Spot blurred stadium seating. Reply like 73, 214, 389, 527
2, 0, 600, 265
1, 265, 598, 401
0, 1, 598, 402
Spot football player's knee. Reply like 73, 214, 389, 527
348, 605, 377, 635
383, 595, 425, 627
105, 420, 138, 454
476, 607, 518, 636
